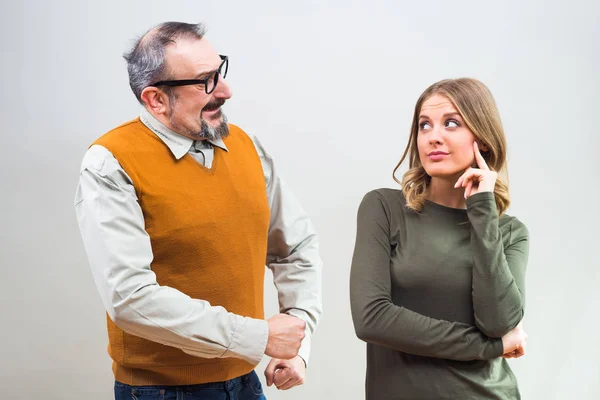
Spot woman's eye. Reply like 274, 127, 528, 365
446, 119, 460, 128
419, 121, 431, 130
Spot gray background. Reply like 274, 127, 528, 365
1, 0, 599, 399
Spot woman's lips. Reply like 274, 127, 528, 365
428, 151, 449, 161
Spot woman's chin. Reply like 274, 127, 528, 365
425, 168, 464, 181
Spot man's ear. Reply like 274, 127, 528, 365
141, 87, 169, 115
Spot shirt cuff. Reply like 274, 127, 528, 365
222, 316, 269, 365
297, 328, 312, 367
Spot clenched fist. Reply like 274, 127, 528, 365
265, 314, 306, 360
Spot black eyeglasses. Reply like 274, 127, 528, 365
150, 55, 229, 94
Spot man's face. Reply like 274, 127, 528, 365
163, 37, 232, 141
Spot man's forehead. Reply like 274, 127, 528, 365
165, 37, 220, 70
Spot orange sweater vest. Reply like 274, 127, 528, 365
93, 118, 270, 385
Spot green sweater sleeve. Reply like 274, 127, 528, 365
466, 192, 529, 338
350, 191, 503, 361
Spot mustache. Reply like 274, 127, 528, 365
203, 99, 226, 112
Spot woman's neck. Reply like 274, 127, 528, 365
426, 176, 466, 209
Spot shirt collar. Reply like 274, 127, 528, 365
140, 108, 229, 159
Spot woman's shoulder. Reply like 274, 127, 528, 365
361, 188, 405, 206
359, 188, 408, 217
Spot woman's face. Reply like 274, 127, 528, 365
417, 94, 482, 180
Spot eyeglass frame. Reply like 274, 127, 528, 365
149, 55, 228, 94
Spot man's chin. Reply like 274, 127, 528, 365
200, 113, 229, 140
203, 117, 223, 128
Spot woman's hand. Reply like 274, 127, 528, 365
454, 142, 497, 199
501, 321, 528, 359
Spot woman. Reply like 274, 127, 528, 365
350, 78, 529, 399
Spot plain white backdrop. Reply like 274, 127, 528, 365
1, 0, 599, 399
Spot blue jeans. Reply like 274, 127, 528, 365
114, 371, 266, 400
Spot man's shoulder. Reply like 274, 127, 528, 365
93, 117, 158, 151
225, 123, 258, 149
227, 122, 250, 138
96, 117, 143, 141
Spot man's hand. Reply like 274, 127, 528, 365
264, 356, 306, 391
501, 321, 528, 359
265, 314, 306, 360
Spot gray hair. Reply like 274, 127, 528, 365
123, 22, 206, 103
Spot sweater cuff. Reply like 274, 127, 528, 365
485, 338, 505, 359
465, 191, 495, 207
222, 316, 269, 366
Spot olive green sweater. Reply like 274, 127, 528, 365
350, 189, 529, 400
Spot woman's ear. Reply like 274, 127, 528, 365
478, 141, 490, 152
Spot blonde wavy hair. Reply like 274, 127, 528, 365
393, 78, 510, 215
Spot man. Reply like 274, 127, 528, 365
75, 21, 322, 399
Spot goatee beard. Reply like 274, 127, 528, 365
199, 112, 229, 141
169, 101, 230, 141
